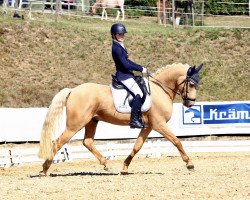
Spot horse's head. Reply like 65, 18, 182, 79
177, 63, 203, 107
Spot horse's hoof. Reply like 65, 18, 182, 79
103, 163, 112, 171
39, 171, 47, 177
104, 166, 109, 171
120, 170, 128, 175
186, 163, 195, 171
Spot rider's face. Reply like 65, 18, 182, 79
115, 33, 125, 42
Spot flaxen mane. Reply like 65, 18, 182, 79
153, 63, 190, 75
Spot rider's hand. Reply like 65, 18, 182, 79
142, 67, 148, 74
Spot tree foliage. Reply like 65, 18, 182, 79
125, 0, 249, 15
125, 0, 156, 7
204, 0, 248, 15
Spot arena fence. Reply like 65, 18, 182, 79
1, 0, 250, 29
1, 140, 250, 168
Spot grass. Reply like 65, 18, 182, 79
0, 12, 249, 107
204, 15, 250, 28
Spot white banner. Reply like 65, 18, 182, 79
0, 101, 249, 142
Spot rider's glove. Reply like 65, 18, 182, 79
142, 67, 148, 74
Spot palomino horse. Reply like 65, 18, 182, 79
38, 63, 203, 176
157, 0, 172, 24
91, 0, 125, 21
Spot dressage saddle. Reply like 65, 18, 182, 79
111, 75, 149, 106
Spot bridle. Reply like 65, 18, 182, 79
148, 73, 197, 102
179, 78, 197, 102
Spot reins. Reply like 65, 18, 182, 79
147, 73, 196, 102
147, 73, 181, 96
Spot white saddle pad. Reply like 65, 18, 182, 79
110, 77, 151, 113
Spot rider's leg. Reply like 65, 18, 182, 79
120, 78, 143, 98
130, 94, 145, 128
120, 78, 146, 128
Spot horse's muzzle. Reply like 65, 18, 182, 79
183, 99, 195, 107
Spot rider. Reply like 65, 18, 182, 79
110, 23, 148, 129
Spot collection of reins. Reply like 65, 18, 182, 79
142, 64, 203, 102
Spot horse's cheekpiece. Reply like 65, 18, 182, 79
110, 75, 151, 113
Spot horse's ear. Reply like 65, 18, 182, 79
195, 63, 203, 73
187, 66, 195, 76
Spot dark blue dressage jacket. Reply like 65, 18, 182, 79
112, 40, 144, 81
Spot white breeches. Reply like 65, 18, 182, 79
120, 78, 143, 98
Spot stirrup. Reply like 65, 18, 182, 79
130, 121, 147, 129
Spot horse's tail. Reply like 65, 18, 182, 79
38, 88, 71, 160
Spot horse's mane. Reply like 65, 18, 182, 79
153, 63, 190, 75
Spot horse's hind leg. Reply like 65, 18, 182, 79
39, 128, 77, 176
121, 128, 152, 175
83, 119, 109, 170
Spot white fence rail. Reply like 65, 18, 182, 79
0, 101, 249, 167
1, 0, 250, 28
0, 102, 249, 143
1, 140, 250, 168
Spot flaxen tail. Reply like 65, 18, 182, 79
38, 88, 71, 160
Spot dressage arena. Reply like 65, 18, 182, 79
1, 142, 250, 200
0, 31, 249, 200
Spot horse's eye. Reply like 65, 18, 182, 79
189, 82, 195, 87
189, 82, 197, 89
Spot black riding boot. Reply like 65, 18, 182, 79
130, 95, 146, 129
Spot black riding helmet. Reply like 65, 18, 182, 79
110, 23, 127, 35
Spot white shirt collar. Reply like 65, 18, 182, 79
114, 40, 125, 49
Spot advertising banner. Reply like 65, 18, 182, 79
182, 101, 250, 127
0, 101, 249, 142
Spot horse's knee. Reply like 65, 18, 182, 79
176, 139, 181, 145
82, 138, 93, 149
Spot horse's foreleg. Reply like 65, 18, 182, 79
83, 120, 109, 171
39, 128, 77, 176
101, 8, 105, 20
115, 10, 120, 21
101, 8, 108, 20
155, 123, 194, 170
121, 128, 152, 175
121, 8, 125, 21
